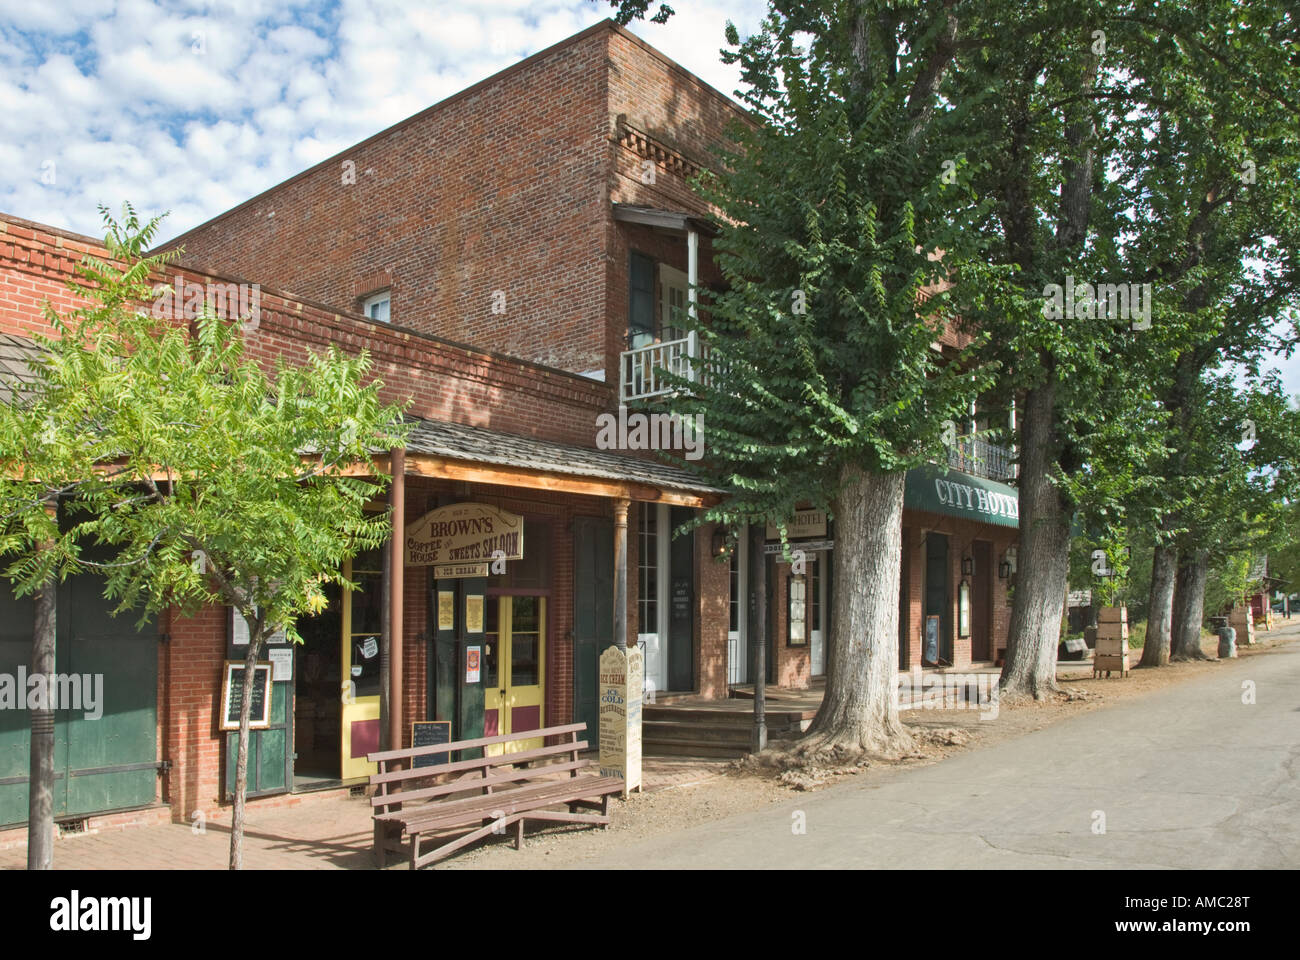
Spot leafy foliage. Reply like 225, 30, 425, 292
0, 205, 409, 647
664, 1, 1005, 535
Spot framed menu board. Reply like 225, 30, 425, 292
220, 660, 274, 731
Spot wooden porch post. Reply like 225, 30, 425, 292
614, 498, 630, 649
389, 448, 405, 754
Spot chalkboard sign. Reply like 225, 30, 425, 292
220, 661, 273, 731
924, 615, 940, 665
411, 720, 452, 769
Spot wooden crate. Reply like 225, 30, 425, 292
1095, 634, 1128, 657
1096, 621, 1129, 640
1097, 605, 1128, 624
1092, 652, 1129, 678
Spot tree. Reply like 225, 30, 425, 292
666, 1, 1003, 760
1165, 373, 1299, 658
949, 0, 1300, 694
603, 0, 675, 25
0, 206, 407, 868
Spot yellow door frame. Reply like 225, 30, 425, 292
484, 595, 546, 755
340, 554, 383, 781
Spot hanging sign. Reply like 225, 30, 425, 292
434, 562, 489, 579
766, 509, 827, 541
406, 503, 524, 567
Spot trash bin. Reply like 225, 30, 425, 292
1211, 616, 1236, 659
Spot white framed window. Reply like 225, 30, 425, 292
362, 291, 391, 324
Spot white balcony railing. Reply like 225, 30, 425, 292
620, 335, 699, 402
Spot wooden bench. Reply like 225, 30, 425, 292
366, 722, 624, 869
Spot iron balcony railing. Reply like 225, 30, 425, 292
946, 435, 1018, 482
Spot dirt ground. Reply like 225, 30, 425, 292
441, 623, 1298, 869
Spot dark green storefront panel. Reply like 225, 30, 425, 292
0, 589, 35, 826
224, 679, 289, 799
0, 573, 158, 828
573, 516, 614, 739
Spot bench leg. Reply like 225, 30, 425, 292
374, 822, 388, 869
514, 818, 525, 851
410, 833, 421, 871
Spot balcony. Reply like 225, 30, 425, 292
620, 335, 701, 402
946, 435, 1018, 482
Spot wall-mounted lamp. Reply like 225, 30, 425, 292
961, 556, 973, 577
712, 526, 729, 558
998, 560, 1011, 580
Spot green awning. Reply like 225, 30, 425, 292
904, 464, 1019, 529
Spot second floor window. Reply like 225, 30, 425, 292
362, 291, 391, 324
629, 253, 655, 349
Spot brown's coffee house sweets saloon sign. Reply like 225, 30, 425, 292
405, 503, 525, 573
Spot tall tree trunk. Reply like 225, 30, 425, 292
797, 464, 910, 759
27, 572, 56, 870
229, 634, 266, 870
1141, 542, 1178, 666
1001, 380, 1072, 699
1170, 550, 1209, 661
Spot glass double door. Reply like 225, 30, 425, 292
483, 596, 545, 755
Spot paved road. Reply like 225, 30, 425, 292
573, 630, 1300, 869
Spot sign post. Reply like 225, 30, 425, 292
598, 645, 643, 798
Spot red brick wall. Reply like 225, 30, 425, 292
695, 521, 729, 698
162, 604, 227, 822
157, 22, 752, 387
899, 511, 1016, 671
0, 214, 613, 448
159, 25, 615, 377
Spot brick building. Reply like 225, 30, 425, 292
0, 19, 1019, 832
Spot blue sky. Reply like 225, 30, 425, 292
1, 0, 1295, 400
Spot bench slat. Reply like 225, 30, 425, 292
370, 740, 587, 786
373, 759, 592, 809
393, 777, 624, 833
367, 722, 585, 764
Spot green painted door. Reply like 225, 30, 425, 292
573, 516, 613, 740
0, 573, 158, 827
223, 610, 292, 799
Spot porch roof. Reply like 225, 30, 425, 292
612, 203, 718, 236
0, 333, 42, 407
401, 416, 725, 507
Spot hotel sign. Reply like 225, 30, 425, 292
405, 503, 524, 567
766, 509, 828, 541
904, 465, 1019, 529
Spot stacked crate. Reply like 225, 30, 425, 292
1229, 605, 1256, 646
1093, 606, 1130, 677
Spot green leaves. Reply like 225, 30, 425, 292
0, 206, 410, 646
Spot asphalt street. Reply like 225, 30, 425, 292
572, 629, 1300, 869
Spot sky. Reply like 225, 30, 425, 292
0, 0, 1295, 400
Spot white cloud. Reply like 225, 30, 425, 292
1, 1, 763, 242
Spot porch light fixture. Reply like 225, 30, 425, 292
712, 526, 728, 558
962, 556, 973, 577
998, 560, 1011, 580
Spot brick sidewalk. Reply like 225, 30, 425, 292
0, 756, 728, 870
